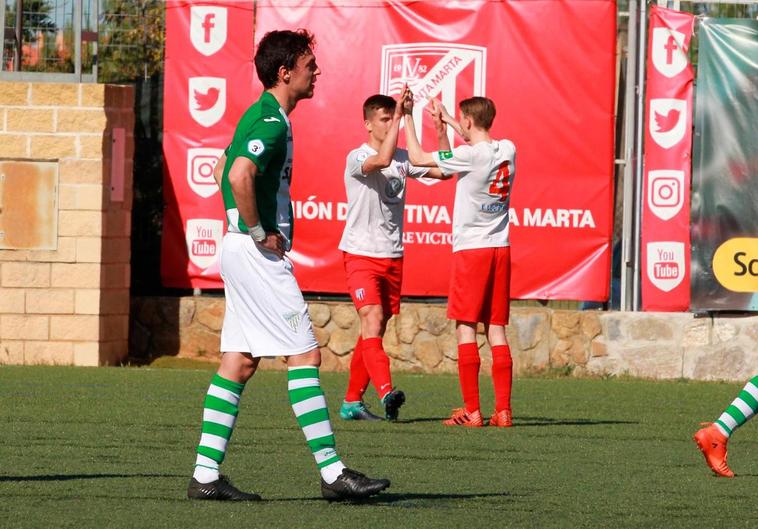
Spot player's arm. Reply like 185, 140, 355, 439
421, 167, 451, 180
403, 90, 438, 168
432, 97, 465, 140
227, 156, 259, 228
227, 157, 285, 258
361, 90, 405, 173
420, 100, 452, 180
213, 152, 227, 188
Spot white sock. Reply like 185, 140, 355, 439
320, 460, 346, 484
193, 454, 220, 484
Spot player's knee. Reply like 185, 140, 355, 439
455, 321, 477, 343
288, 349, 321, 368
220, 352, 258, 383
359, 306, 384, 337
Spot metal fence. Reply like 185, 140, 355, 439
0, 0, 163, 83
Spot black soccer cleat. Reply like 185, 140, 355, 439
321, 468, 390, 501
187, 475, 262, 501
382, 389, 406, 421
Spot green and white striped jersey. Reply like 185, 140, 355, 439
221, 91, 294, 246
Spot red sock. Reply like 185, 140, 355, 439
361, 337, 393, 400
345, 337, 370, 402
491, 344, 513, 412
457, 342, 481, 413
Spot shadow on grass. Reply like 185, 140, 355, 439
0, 473, 184, 482
397, 416, 638, 427
268, 491, 517, 504
517, 416, 639, 427
396, 417, 448, 424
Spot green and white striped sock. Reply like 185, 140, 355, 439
714, 375, 758, 438
288, 366, 346, 484
193, 373, 245, 483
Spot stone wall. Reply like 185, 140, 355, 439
130, 297, 758, 381
0, 82, 134, 366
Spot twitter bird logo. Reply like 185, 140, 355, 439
654, 108, 680, 133
188, 77, 226, 127
194, 87, 220, 111
649, 98, 686, 149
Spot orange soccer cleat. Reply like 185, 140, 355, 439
443, 408, 484, 427
693, 423, 734, 478
489, 409, 513, 427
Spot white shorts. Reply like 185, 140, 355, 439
219, 232, 318, 357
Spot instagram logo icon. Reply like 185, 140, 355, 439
647, 170, 684, 221
187, 147, 224, 198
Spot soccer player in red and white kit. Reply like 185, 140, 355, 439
338, 89, 448, 421
404, 93, 516, 428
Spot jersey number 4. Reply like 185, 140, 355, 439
489, 161, 510, 202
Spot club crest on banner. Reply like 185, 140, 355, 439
190, 6, 227, 56
380, 43, 486, 186
646, 241, 685, 292
188, 77, 226, 128
187, 147, 224, 198
186, 218, 223, 270
647, 169, 684, 221
649, 98, 686, 149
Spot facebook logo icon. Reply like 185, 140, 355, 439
190, 6, 227, 57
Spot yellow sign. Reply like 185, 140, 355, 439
712, 238, 758, 292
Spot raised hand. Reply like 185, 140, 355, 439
426, 98, 446, 136
402, 86, 414, 115
429, 97, 453, 124
394, 83, 408, 119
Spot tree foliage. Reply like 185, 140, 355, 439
98, 0, 164, 83
4, 0, 57, 41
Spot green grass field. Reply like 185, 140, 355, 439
1, 365, 756, 529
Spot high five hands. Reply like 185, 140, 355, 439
401, 85, 414, 115
400, 89, 450, 137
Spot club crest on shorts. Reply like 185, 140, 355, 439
380, 43, 486, 187
282, 311, 302, 333
355, 288, 366, 301
186, 218, 223, 270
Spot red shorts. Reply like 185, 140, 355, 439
343, 253, 403, 316
447, 246, 511, 325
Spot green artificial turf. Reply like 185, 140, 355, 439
0, 366, 756, 529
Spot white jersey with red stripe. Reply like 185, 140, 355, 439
339, 144, 429, 258
432, 139, 516, 252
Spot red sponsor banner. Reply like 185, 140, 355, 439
161, 1, 255, 288
161, 1, 616, 300
641, 5, 694, 311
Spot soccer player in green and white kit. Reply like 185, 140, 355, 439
187, 29, 390, 502
694, 375, 758, 477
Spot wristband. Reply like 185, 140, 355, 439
249, 223, 266, 242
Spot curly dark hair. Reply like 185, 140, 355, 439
254, 29, 316, 89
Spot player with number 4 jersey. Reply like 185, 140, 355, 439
404, 94, 516, 428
